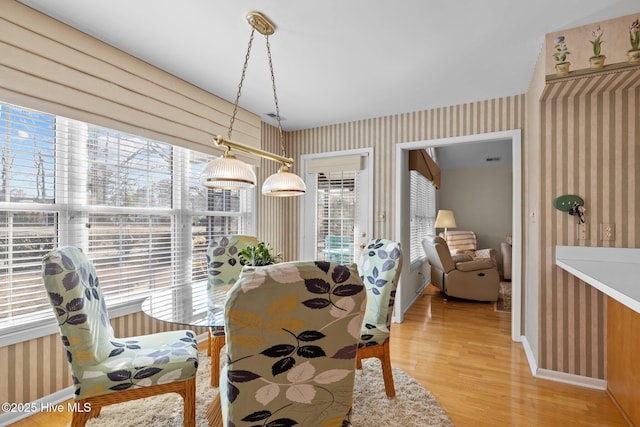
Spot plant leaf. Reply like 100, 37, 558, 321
66, 298, 84, 312
133, 367, 162, 380
107, 370, 132, 381
297, 330, 325, 342
302, 298, 331, 309
272, 356, 296, 376
242, 410, 272, 422
227, 369, 260, 383
333, 284, 363, 297
304, 278, 330, 294
332, 265, 351, 283
261, 344, 296, 358
62, 272, 80, 291
297, 345, 326, 358
66, 314, 87, 325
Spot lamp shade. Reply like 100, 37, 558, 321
200, 154, 257, 190
434, 210, 456, 228
262, 166, 306, 197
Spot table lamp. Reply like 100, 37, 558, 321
435, 210, 457, 240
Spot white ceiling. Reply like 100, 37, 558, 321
17, 0, 640, 131
435, 140, 512, 170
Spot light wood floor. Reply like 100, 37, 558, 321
10, 285, 628, 427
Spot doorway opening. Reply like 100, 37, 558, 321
299, 148, 374, 263
395, 130, 522, 342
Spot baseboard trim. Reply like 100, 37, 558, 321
521, 335, 538, 376
535, 368, 607, 390
521, 336, 607, 390
0, 385, 74, 426
396, 280, 429, 323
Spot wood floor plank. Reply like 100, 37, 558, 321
9, 285, 628, 426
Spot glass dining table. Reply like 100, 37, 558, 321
141, 280, 231, 387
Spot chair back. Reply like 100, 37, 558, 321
206, 235, 259, 288
422, 235, 455, 273
443, 230, 477, 253
357, 239, 402, 328
42, 246, 114, 366
221, 261, 366, 426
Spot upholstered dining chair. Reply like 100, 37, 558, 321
206, 234, 258, 386
42, 246, 199, 427
356, 238, 403, 398
209, 261, 366, 427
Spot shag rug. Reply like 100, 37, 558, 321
495, 281, 512, 313
84, 353, 452, 427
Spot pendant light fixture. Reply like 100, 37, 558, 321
200, 11, 306, 197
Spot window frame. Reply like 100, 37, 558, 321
0, 101, 256, 347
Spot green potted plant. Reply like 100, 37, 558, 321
588, 25, 605, 70
553, 36, 571, 76
628, 19, 640, 64
239, 241, 282, 266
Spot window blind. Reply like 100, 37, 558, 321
315, 170, 356, 264
0, 100, 255, 335
0, 1, 261, 158
409, 170, 436, 264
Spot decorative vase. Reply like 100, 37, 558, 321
628, 49, 640, 64
555, 62, 570, 76
589, 55, 606, 70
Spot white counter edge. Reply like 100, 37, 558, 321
556, 246, 640, 315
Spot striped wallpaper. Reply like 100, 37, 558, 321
258, 95, 526, 260
539, 67, 640, 378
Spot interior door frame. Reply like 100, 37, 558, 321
395, 129, 522, 342
298, 147, 374, 262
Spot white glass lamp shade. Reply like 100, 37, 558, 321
200, 153, 257, 190
262, 165, 307, 197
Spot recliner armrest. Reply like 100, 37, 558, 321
451, 254, 473, 263
475, 248, 497, 266
455, 259, 495, 272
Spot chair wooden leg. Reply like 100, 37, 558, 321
211, 335, 225, 387
207, 329, 212, 356
183, 377, 196, 427
70, 405, 96, 427
206, 392, 223, 427
380, 342, 395, 398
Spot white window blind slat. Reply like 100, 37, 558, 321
315, 171, 356, 264
409, 170, 436, 264
0, 100, 255, 335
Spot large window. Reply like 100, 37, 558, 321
0, 102, 254, 335
409, 170, 436, 265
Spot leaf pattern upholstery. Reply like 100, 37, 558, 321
42, 246, 199, 401
219, 261, 366, 427
357, 239, 402, 348
206, 235, 259, 338
355, 239, 402, 399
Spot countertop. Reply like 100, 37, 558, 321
556, 246, 640, 315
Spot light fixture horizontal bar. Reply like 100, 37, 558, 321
213, 134, 294, 168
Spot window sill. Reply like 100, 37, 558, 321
0, 297, 146, 348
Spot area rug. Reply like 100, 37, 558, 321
495, 281, 512, 313
84, 354, 452, 427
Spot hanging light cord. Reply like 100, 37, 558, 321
265, 34, 287, 159
227, 28, 256, 140
226, 27, 288, 162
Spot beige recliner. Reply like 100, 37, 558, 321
422, 235, 500, 301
